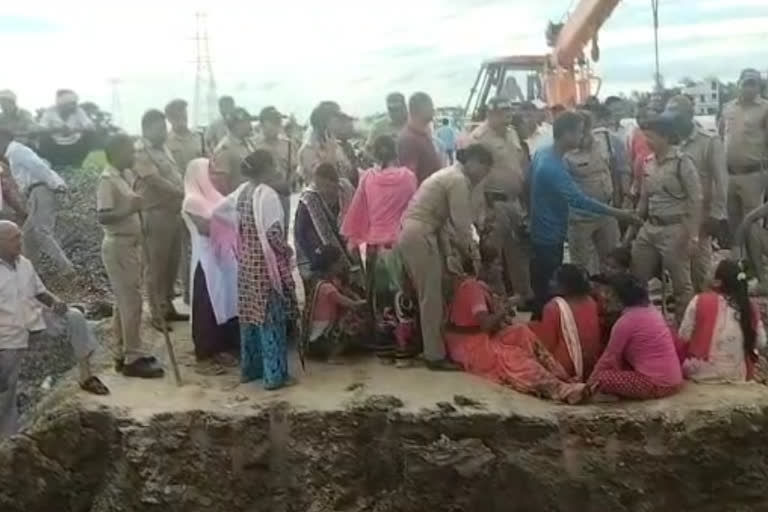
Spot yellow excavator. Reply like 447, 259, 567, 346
465, 0, 622, 120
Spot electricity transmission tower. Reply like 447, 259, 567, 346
109, 78, 123, 129
651, 0, 662, 92
193, 12, 218, 128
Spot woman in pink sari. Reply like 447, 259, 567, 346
445, 255, 588, 404
341, 135, 419, 359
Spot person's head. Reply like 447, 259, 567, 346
738, 69, 762, 102
373, 135, 397, 167
259, 106, 285, 140
309, 101, 342, 140
664, 94, 695, 125
218, 96, 235, 117
0, 90, 17, 115
486, 97, 512, 131
577, 109, 594, 148
141, 109, 167, 146
605, 246, 632, 278
479, 237, 499, 269
456, 143, 493, 185
550, 104, 566, 119
55, 89, 79, 116
640, 113, 679, 156
610, 274, 650, 308
604, 96, 624, 123
241, 149, 275, 183
227, 108, 254, 139
0, 220, 23, 263
591, 104, 612, 128
164, 99, 189, 132
408, 92, 434, 126
0, 128, 12, 154
386, 92, 408, 126
553, 110, 585, 152
105, 134, 136, 171
336, 114, 356, 141
635, 100, 651, 125
313, 163, 340, 203
713, 259, 757, 357
551, 264, 591, 298
311, 244, 345, 276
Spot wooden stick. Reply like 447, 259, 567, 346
161, 317, 183, 387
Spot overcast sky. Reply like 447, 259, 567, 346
2, 0, 767, 132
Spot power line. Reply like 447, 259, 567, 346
193, 12, 218, 129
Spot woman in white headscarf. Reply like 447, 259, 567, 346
182, 158, 239, 367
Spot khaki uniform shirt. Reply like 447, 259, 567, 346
680, 126, 728, 220
297, 134, 351, 182
0, 109, 39, 147
471, 122, 525, 197
645, 149, 702, 218
722, 97, 768, 170
252, 134, 297, 183
96, 165, 142, 237
213, 135, 255, 192
365, 118, 404, 153
166, 129, 205, 174
565, 140, 614, 221
133, 139, 184, 213
205, 118, 229, 154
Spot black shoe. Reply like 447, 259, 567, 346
115, 358, 125, 373
122, 357, 165, 379
425, 359, 462, 372
165, 310, 190, 322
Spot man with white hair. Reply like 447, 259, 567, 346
0, 90, 40, 148
38, 89, 95, 168
0, 220, 108, 439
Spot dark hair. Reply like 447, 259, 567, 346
607, 246, 632, 271
714, 260, 757, 357
309, 101, 341, 140
551, 104, 566, 115
408, 92, 432, 115
164, 99, 187, 117
554, 264, 591, 297
553, 111, 583, 140
441, 118, 450, 126
314, 163, 340, 183
457, 143, 493, 166
592, 104, 612, 121
105, 134, 134, 166
640, 113, 680, 143
141, 109, 166, 133
241, 149, 275, 179
218, 96, 235, 108
311, 244, 343, 274
373, 135, 396, 166
386, 92, 405, 104
610, 274, 649, 308
479, 239, 499, 265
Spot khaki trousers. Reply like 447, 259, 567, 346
102, 234, 146, 364
398, 219, 446, 362
568, 216, 620, 275
491, 200, 532, 300
142, 210, 182, 322
728, 171, 766, 252
691, 235, 713, 293
22, 186, 73, 274
631, 222, 693, 323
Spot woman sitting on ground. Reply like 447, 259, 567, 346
301, 245, 367, 363
679, 259, 766, 383
182, 158, 240, 371
530, 264, 602, 381
588, 274, 683, 400
444, 249, 588, 404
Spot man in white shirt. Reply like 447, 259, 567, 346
38, 89, 95, 169
0, 220, 107, 438
0, 129, 74, 274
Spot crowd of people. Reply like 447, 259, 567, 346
1, 66, 768, 438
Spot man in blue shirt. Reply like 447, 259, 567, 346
435, 118, 457, 164
529, 111, 640, 319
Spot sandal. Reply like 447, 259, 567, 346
212, 352, 239, 368
80, 376, 110, 395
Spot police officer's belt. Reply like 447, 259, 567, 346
647, 215, 685, 226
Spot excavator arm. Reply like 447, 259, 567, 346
551, 0, 621, 67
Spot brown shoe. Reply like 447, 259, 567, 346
123, 357, 165, 379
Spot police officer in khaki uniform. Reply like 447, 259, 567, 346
134, 109, 187, 332
253, 106, 297, 230
469, 97, 532, 305
722, 69, 768, 247
630, 115, 703, 323
165, 99, 205, 303
205, 95, 236, 154
97, 134, 164, 378
565, 110, 622, 275
665, 95, 728, 292
212, 107, 255, 193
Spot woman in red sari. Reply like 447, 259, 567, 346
444, 258, 588, 404
529, 264, 603, 381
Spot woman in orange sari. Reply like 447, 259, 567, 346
444, 257, 587, 403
